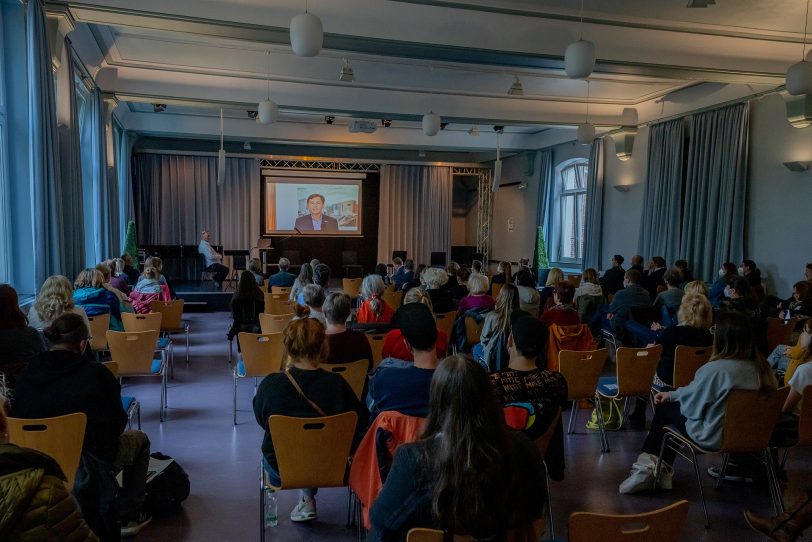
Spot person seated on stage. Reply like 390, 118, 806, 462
367, 303, 439, 422
120, 253, 140, 286
198, 229, 229, 288
422, 267, 454, 314
589, 269, 650, 338
382, 289, 449, 362
269, 257, 296, 289
27, 275, 90, 332
253, 318, 367, 523
248, 258, 265, 287
370, 355, 547, 542
0, 285, 46, 390
540, 281, 579, 328
456, 273, 495, 316
228, 271, 265, 342
12, 313, 153, 537
110, 259, 130, 296
323, 292, 373, 370
294, 193, 339, 232
357, 274, 395, 324
393, 258, 414, 291
294, 284, 326, 325
73, 268, 123, 331
289, 263, 313, 303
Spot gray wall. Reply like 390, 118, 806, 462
490, 152, 540, 264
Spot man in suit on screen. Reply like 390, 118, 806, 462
294, 193, 339, 232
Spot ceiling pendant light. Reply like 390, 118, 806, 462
786, 0, 812, 95
492, 127, 503, 192
217, 108, 226, 187
507, 75, 524, 96
290, 0, 323, 57
258, 50, 278, 124
565, 0, 596, 79
577, 81, 595, 145
422, 111, 441, 136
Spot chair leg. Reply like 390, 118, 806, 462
594, 394, 610, 453
764, 449, 785, 515
689, 446, 710, 528
233, 374, 238, 425
545, 469, 555, 539
228, 338, 233, 365
186, 326, 190, 364
714, 453, 730, 490
259, 467, 266, 542
567, 399, 578, 434
136, 402, 141, 430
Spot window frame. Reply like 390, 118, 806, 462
0, 8, 11, 285
554, 158, 589, 267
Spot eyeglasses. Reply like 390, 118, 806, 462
709, 325, 716, 335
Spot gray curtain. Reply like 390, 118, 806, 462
534, 150, 553, 265
680, 103, 749, 281
114, 121, 135, 246
56, 38, 85, 279
377, 165, 453, 265
93, 88, 119, 261
582, 137, 605, 270
133, 153, 261, 262
27, 0, 64, 288
638, 119, 685, 266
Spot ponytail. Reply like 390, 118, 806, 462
370, 294, 382, 317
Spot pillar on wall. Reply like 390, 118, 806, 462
44, 5, 75, 72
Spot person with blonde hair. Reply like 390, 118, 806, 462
539, 267, 564, 310
248, 258, 265, 287
456, 273, 495, 316
421, 267, 453, 313
683, 280, 709, 298
357, 274, 394, 324
28, 275, 90, 331
575, 268, 603, 301
73, 268, 122, 330
474, 284, 520, 371
253, 318, 367, 522
382, 288, 449, 361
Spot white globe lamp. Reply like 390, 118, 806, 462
290, 12, 323, 57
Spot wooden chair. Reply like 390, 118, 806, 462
406, 520, 544, 542
234, 332, 284, 425
325, 359, 369, 401
122, 312, 173, 378
654, 388, 789, 527
149, 300, 190, 365
106, 329, 168, 421
464, 316, 485, 348
767, 317, 799, 352
567, 274, 582, 288
343, 278, 363, 299
264, 293, 292, 315
259, 313, 293, 334
382, 290, 402, 311
102, 361, 141, 430
260, 412, 358, 541
491, 282, 503, 299
271, 286, 291, 295
671, 345, 712, 388
558, 349, 608, 436
87, 313, 110, 357
779, 387, 812, 467
595, 345, 662, 452
366, 333, 387, 368
568, 500, 689, 542
7, 413, 87, 488
435, 311, 456, 340
384, 283, 396, 293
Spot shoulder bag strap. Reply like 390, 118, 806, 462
285, 370, 328, 417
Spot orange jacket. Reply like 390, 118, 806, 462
546, 324, 596, 371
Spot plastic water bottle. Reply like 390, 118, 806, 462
785, 306, 792, 322
264, 488, 278, 527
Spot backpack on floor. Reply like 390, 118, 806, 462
144, 452, 190, 517
586, 397, 624, 431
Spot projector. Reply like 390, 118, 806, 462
348, 120, 377, 134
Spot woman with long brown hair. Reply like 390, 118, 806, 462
474, 283, 520, 371
370, 355, 546, 541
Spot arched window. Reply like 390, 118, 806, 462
556, 159, 588, 263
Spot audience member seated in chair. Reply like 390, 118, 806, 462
618, 312, 778, 494
198, 229, 229, 288
709, 262, 738, 307
253, 318, 367, 523
370, 355, 547, 542
443, 261, 460, 291
368, 303, 439, 423
421, 268, 454, 314
770, 281, 812, 320
324, 292, 373, 370
289, 263, 313, 303
120, 253, 141, 286
539, 268, 564, 312
541, 281, 580, 328
490, 313, 568, 480
26, 275, 91, 332
642, 257, 668, 301
745, 485, 812, 542
653, 269, 685, 316
144, 257, 175, 300
0, 285, 46, 390
515, 268, 541, 317
268, 257, 296, 288
456, 273, 494, 316
590, 269, 650, 339
392, 258, 413, 292
575, 268, 604, 302
73, 268, 123, 331
111, 258, 131, 295
382, 289, 448, 362
247, 258, 265, 287
489, 261, 512, 294
129, 267, 169, 314
0, 390, 99, 542
96, 262, 131, 310
600, 255, 626, 297
474, 284, 520, 372
357, 275, 395, 324
448, 266, 471, 302
294, 285, 326, 325
717, 276, 761, 319
742, 259, 766, 304
228, 272, 265, 343
11, 313, 152, 537
769, 318, 812, 383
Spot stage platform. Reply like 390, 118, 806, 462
174, 281, 233, 312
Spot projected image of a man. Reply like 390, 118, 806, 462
294, 193, 339, 232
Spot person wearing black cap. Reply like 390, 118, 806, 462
366, 303, 439, 423
600, 254, 626, 297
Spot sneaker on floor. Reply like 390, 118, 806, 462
656, 463, 674, 490
290, 497, 318, 522
121, 512, 152, 537
707, 465, 753, 484
619, 454, 657, 494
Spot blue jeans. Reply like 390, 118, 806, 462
624, 320, 659, 347
262, 457, 316, 498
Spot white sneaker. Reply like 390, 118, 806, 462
290, 497, 317, 522
619, 453, 657, 495
656, 463, 674, 490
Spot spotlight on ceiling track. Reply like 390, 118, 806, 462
440, 122, 448, 130
247, 110, 258, 120
381, 119, 392, 128
507, 75, 524, 96
469, 126, 479, 136
325, 115, 335, 125
243, 141, 252, 150
339, 58, 355, 82
153, 103, 167, 113
493, 125, 504, 133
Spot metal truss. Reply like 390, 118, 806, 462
259, 159, 380, 171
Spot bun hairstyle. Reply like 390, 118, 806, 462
44, 313, 90, 347
361, 274, 386, 316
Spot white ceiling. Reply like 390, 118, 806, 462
56, 0, 805, 153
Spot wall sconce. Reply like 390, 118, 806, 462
613, 185, 632, 192
785, 94, 812, 128
783, 161, 811, 172
610, 127, 636, 161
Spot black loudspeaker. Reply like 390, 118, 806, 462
392, 250, 407, 262
472, 253, 484, 265
450, 246, 476, 265
430, 252, 447, 267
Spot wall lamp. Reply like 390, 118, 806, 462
613, 185, 632, 192
783, 161, 811, 172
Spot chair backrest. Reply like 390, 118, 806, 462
149, 299, 184, 330
366, 333, 387, 368
720, 387, 790, 452
259, 313, 293, 334
577, 294, 603, 323
464, 316, 485, 346
87, 313, 111, 351
672, 345, 712, 388
102, 361, 119, 377
122, 311, 162, 333
491, 282, 503, 300
106, 330, 161, 375
558, 349, 608, 401
406, 520, 544, 542
614, 346, 663, 397
7, 413, 87, 488
766, 317, 799, 352
383, 290, 402, 310
264, 292, 292, 315
238, 332, 284, 378
343, 278, 363, 299
325, 359, 369, 400
568, 274, 582, 288
435, 311, 456, 339
797, 386, 812, 448
271, 286, 291, 295
568, 500, 689, 542
384, 282, 396, 293
268, 412, 358, 489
